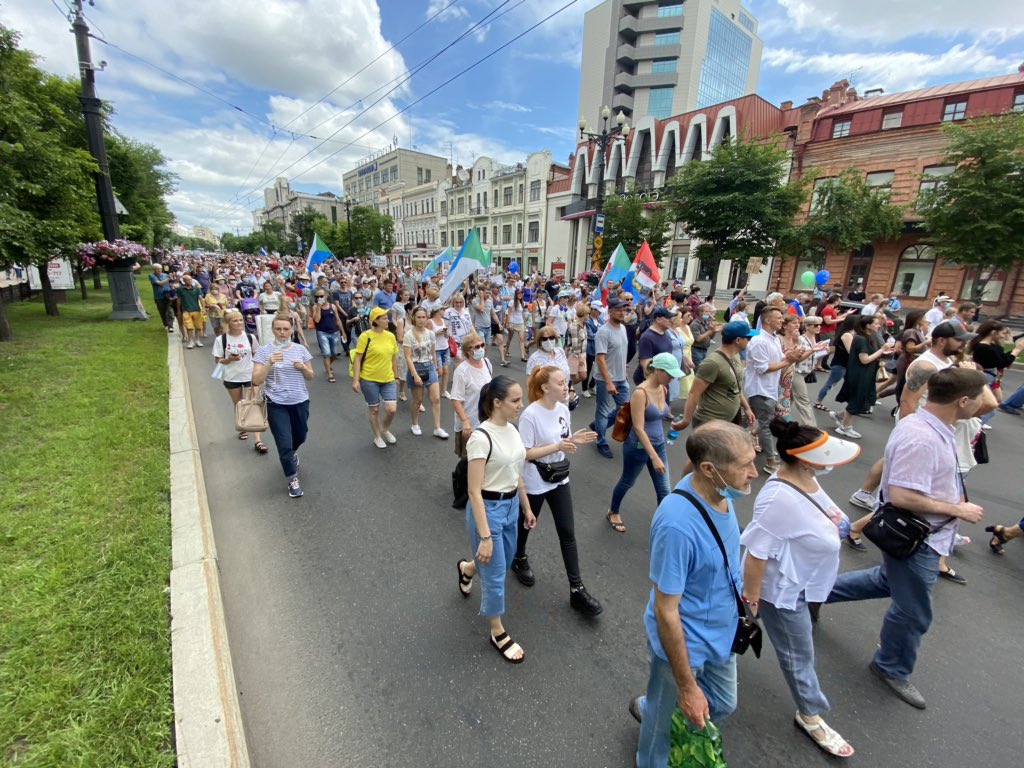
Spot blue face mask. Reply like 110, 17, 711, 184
711, 465, 750, 501
272, 337, 291, 348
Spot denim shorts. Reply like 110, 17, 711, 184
435, 348, 450, 369
476, 326, 491, 344
316, 330, 342, 358
407, 362, 438, 388
360, 378, 397, 407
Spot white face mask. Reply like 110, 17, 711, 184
472, 347, 486, 360
814, 465, 833, 476
541, 340, 555, 351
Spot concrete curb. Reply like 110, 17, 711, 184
168, 336, 250, 768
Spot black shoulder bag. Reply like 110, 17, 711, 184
672, 489, 762, 658
451, 428, 492, 509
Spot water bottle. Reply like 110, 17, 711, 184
667, 429, 680, 445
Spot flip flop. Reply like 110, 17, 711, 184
606, 512, 627, 533
813, 403, 829, 411
794, 714, 854, 758
238, 432, 249, 440
328, 376, 337, 383
490, 631, 525, 664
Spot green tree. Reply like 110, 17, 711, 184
258, 220, 291, 254
599, 192, 673, 269
664, 136, 807, 298
917, 112, 1024, 305
0, 25, 101, 337
106, 134, 177, 247
287, 206, 331, 253
781, 167, 904, 278
349, 206, 394, 256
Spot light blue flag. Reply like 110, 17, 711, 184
421, 246, 453, 278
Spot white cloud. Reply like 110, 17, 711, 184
484, 100, 532, 113
763, 43, 1021, 94
426, 0, 471, 22
776, 0, 1024, 43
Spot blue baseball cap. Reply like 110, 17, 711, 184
722, 321, 758, 341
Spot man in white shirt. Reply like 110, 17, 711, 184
744, 307, 806, 472
923, 295, 950, 332
860, 294, 884, 316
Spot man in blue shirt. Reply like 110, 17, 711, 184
630, 422, 758, 768
148, 263, 173, 331
373, 278, 396, 311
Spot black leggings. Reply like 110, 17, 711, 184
516, 482, 582, 588
583, 353, 595, 390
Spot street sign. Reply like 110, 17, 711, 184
593, 235, 604, 250
594, 214, 605, 234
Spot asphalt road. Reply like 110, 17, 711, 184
183, 335, 1024, 768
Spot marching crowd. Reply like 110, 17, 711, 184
150, 252, 1022, 766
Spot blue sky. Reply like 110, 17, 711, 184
5, 0, 1022, 235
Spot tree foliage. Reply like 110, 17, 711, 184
220, 206, 394, 260
287, 206, 330, 252
664, 137, 806, 297
107, 134, 177, 247
917, 112, 1024, 302
781, 167, 904, 266
599, 192, 673, 269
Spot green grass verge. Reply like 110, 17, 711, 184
0, 275, 174, 767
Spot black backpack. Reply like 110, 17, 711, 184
451, 428, 492, 509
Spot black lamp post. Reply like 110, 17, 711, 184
343, 198, 355, 258
579, 106, 630, 271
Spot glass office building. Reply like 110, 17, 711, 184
696, 8, 756, 109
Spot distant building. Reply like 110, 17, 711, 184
341, 147, 450, 214
252, 177, 345, 233
578, 0, 761, 124
191, 226, 220, 245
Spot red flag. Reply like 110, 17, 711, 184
631, 240, 660, 291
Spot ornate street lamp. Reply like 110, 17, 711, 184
579, 106, 630, 270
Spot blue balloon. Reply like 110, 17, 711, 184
508, 261, 519, 274
815, 269, 830, 286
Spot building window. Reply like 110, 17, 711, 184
481, 226, 487, 244
516, 223, 523, 243
695, 8, 753, 109
961, 266, 1006, 303
502, 224, 512, 244
655, 31, 681, 45
372, 172, 380, 186
738, 11, 755, 32
457, 229, 465, 246
1014, 91, 1024, 112
503, 186, 513, 206
657, 2, 683, 18
441, 231, 447, 247
492, 227, 497, 244
790, 258, 821, 292
528, 221, 539, 243
919, 164, 955, 194
942, 100, 967, 122
425, 169, 431, 182
893, 244, 936, 298
651, 58, 677, 74
529, 180, 541, 202
417, 167, 424, 184
832, 119, 852, 139
648, 86, 675, 119
441, 200, 447, 215
518, 184, 524, 203
483, 191, 488, 209
810, 177, 835, 211
881, 110, 903, 130
866, 170, 894, 197
457, 198, 464, 214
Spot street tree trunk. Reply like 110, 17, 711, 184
92, 266, 102, 290
77, 262, 88, 300
40, 267, 59, 317
0, 288, 13, 342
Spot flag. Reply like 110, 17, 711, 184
258, 246, 268, 258
599, 243, 633, 302
304, 233, 334, 272
631, 240, 660, 292
437, 229, 491, 304
421, 246, 453, 278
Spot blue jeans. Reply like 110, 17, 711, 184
826, 545, 940, 680
691, 347, 708, 368
594, 379, 630, 447
816, 364, 846, 402
466, 496, 520, 617
636, 642, 737, 768
1002, 382, 1024, 410
475, 325, 491, 345
759, 594, 830, 715
266, 399, 309, 478
610, 439, 669, 513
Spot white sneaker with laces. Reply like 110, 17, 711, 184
410, 424, 422, 435
828, 410, 844, 429
373, 436, 387, 449
850, 489, 877, 510
196, 340, 204, 347
434, 428, 450, 439
836, 426, 862, 439
187, 341, 195, 349
383, 431, 397, 444
582, 390, 591, 398
442, 391, 452, 399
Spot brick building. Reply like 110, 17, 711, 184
772, 70, 1024, 315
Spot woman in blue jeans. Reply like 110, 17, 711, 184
251, 311, 314, 499
814, 314, 858, 410
606, 353, 686, 533
741, 418, 859, 758
456, 376, 536, 663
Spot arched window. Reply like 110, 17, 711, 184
893, 244, 936, 298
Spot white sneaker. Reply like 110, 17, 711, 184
433, 428, 450, 439
981, 424, 992, 431
836, 426, 862, 439
419, 403, 426, 413
849, 489, 877, 510
383, 431, 397, 444
187, 341, 195, 349
582, 390, 591, 398
373, 436, 387, 449
410, 424, 422, 435
442, 391, 452, 399
828, 410, 844, 429
196, 340, 204, 347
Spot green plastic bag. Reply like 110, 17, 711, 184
667, 710, 727, 768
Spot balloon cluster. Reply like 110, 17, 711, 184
800, 269, 831, 287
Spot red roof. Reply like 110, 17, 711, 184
548, 177, 571, 193
823, 72, 1024, 117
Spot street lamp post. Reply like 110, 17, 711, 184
579, 106, 630, 271
344, 198, 354, 258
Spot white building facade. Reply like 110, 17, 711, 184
252, 177, 345, 232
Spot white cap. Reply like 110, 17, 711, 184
784, 431, 861, 468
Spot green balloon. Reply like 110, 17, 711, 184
801, 270, 816, 287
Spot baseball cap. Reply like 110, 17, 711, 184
785, 430, 861, 468
649, 352, 686, 379
722, 321, 759, 341
369, 307, 389, 325
607, 296, 627, 309
934, 294, 951, 305
931, 321, 975, 342
590, 300, 604, 310
558, 288, 575, 298
652, 306, 678, 319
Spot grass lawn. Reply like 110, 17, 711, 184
0, 276, 175, 767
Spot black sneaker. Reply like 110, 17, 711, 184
288, 477, 303, 498
510, 555, 535, 587
570, 585, 603, 616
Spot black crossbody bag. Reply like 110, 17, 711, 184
531, 457, 570, 484
672, 490, 762, 658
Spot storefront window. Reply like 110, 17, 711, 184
960, 267, 1006, 303
893, 244, 936, 298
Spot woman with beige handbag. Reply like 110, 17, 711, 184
214, 311, 268, 454
566, 304, 589, 404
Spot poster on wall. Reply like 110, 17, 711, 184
551, 261, 566, 280
28, 259, 76, 290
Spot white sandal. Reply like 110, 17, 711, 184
794, 713, 854, 758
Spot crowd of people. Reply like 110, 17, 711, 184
151, 251, 1022, 765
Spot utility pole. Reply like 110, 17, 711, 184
72, 1, 120, 242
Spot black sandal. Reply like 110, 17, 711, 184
457, 559, 473, 597
490, 631, 525, 664
813, 403, 829, 411
254, 441, 269, 454
985, 525, 1009, 555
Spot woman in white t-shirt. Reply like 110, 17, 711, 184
429, 306, 452, 399
443, 293, 472, 362
511, 366, 601, 616
456, 375, 535, 664
257, 281, 282, 344
403, 307, 448, 439
450, 332, 493, 457
741, 418, 860, 759
214, 310, 267, 453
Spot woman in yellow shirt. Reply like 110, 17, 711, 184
352, 307, 400, 449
